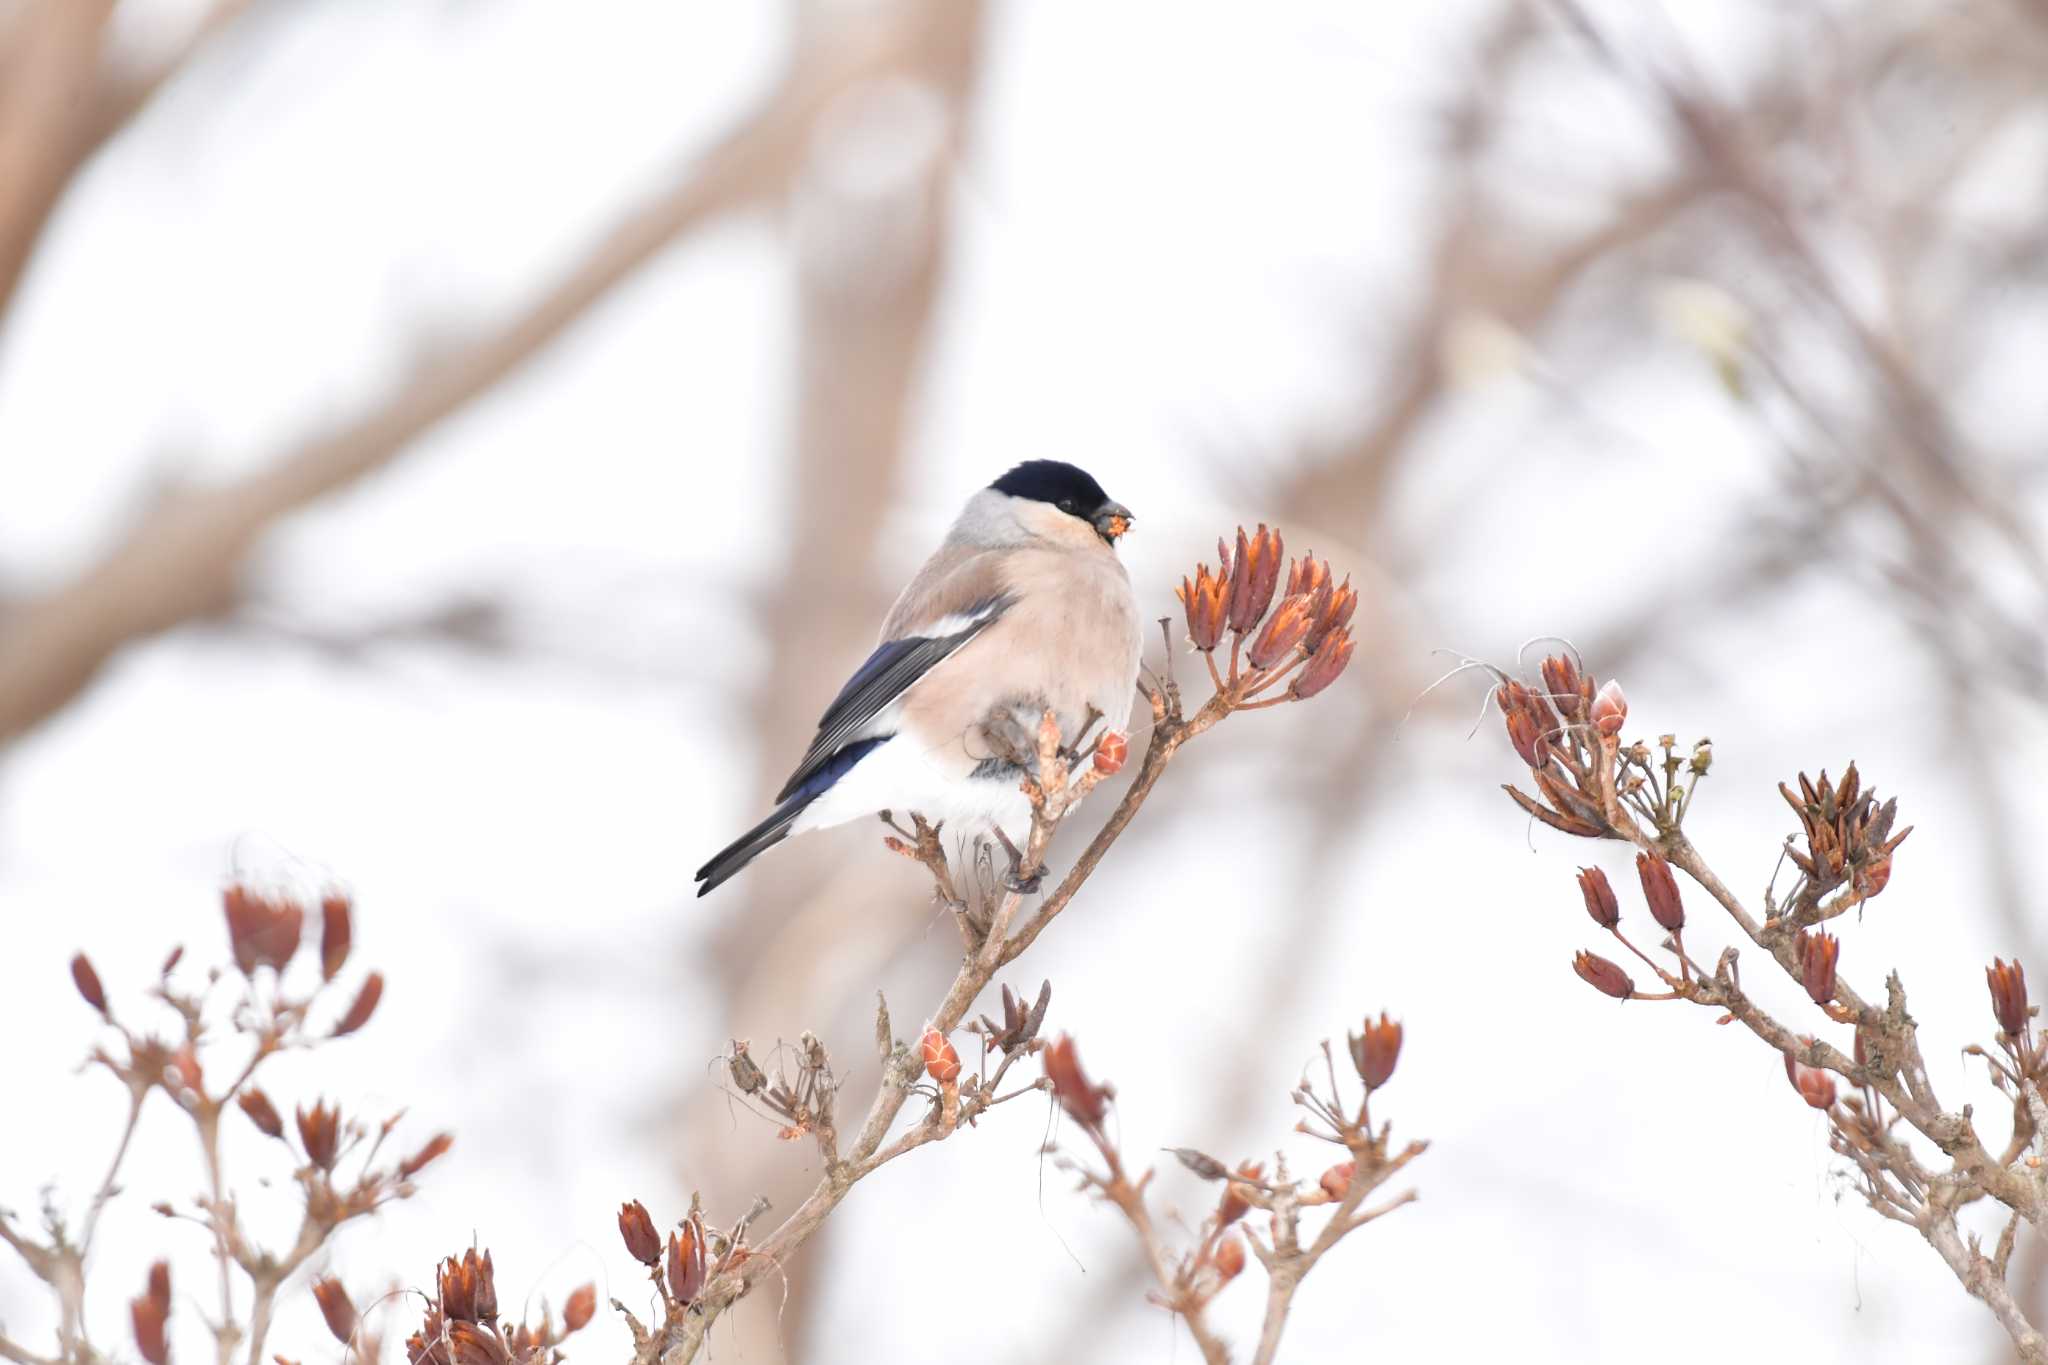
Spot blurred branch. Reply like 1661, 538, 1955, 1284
0, 0, 960, 750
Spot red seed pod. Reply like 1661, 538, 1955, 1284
1799, 931, 1840, 1006
1636, 853, 1685, 932
237, 1088, 285, 1139
1226, 525, 1285, 635
1590, 679, 1627, 737
920, 1027, 962, 1085
332, 972, 384, 1038
1094, 730, 1129, 775
1988, 958, 2030, 1038
1246, 594, 1315, 670
1289, 627, 1355, 700
320, 894, 353, 981
1177, 564, 1230, 652
1572, 951, 1634, 1000
399, 1132, 453, 1179
618, 1201, 661, 1267
71, 953, 109, 1016
1577, 867, 1620, 929
1346, 1013, 1402, 1090
296, 1100, 341, 1170
312, 1278, 357, 1345
1042, 1034, 1113, 1131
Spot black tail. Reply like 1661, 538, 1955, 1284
695, 801, 804, 897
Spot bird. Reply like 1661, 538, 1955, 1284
695, 460, 1142, 897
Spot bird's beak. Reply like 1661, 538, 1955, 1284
1093, 502, 1134, 544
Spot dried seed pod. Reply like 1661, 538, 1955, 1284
1799, 931, 1840, 1006
1346, 1013, 1402, 1090
1042, 1034, 1112, 1131
1572, 951, 1633, 1000
1636, 853, 1685, 932
332, 972, 384, 1038
618, 1201, 661, 1266
238, 1088, 285, 1139
1577, 867, 1620, 930
1988, 958, 2030, 1038
312, 1278, 357, 1345
71, 953, 109, 1016
320, 894, 354, 981
296, 1101, 341, 1170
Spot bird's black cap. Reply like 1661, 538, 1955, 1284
990, 460, 1112, 511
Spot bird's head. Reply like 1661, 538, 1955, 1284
990, 460, 1134, 549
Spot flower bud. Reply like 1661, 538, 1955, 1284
1177, 564, 1229, 652
1246, 593, 1314, 669
1988, 958, 2030, 1038
920, 1027, 962, 1085
1590, 679, 1627, 736
237, 1088, 285, 1139
319, 894, 353, 981
312, 1278, 356, 1345
563, 1284, 596, 1334
618, 1201, 661, 1266
1213, 1236, 1246, 1284
1318, 1161, 1355, 1201
1636, 853, 1685, 932
1346, 1013, 1401, 1090
1227, 525, 1284, 635
1094, 730, 1129, 775
1577, 867, 1619, 929
1572, 951, 1633, 1000
1288, 627, 1354, 700
1799, 931, 1839, 1006
1783, 1045, 1836, 1109
71, 953, 109, 1016
332, 972, 383, 1038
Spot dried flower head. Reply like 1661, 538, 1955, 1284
238, 1088, 285, 1139
1636, 853, 1685, 932
1304, 574, 1357, 654
1540, 654, 1588, 719
1346, 1013, 1402, 1090
1577, 867, 1620, 929
437, 1250, 497, 1325
132, 1262, 172, 1365
1177, 562, 1230, 652
1780, 765, 1912, 900
1496, 680, 1553, 770
1227, 525, 1285, 635
1572, 951, 1633, 1000
1289, 627, 1355, 699
71, 952, 109, 1016
297, 1100, 342, 1170
617, 1201, 661, 1266
1042, 1034, 1113, 1132
320, 893, 354, 981
1988, 958, 2030, 1039
1799, 931, 1840, 1007
313, 1278, 357, 1345
920, 1027, 962, 1085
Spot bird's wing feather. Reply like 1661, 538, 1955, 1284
775, 550, 1014, 803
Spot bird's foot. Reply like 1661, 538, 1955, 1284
991, 827, 1043, 894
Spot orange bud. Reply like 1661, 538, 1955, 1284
71, 953, 108, 1016
1799, 931, 1839, 1006
296, 1100, 341, 1170
1246, 593, 1314, 669
1094, 730, 1129, 775
920, 1027, 962, 1085
563, 1283, 596, 1334
1042, 1034, 1112, 1131
237, 1088, 285, 1139
312, 1278, 356, 1345
1346, 1013, 1401, 1090
319, 894, 353, 981
1636, 853, 1684, 932
1572, 951, 1633, 1000
1988, 958, 2030, 1038
1227, 525, 1284, 634
1783, 1045, 1836, 1110
332, 972, 383, 1038
1590, 679, 1627, 736
1213, 1235, 1246, 1283
1577, 867, 1619, 929
1318, 1161, 1355, 1201
617, 1200, 661, 1266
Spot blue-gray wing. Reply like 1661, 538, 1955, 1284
773, 594, 1011, 803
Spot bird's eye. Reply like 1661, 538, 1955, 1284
1057, 498, 1079, 515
